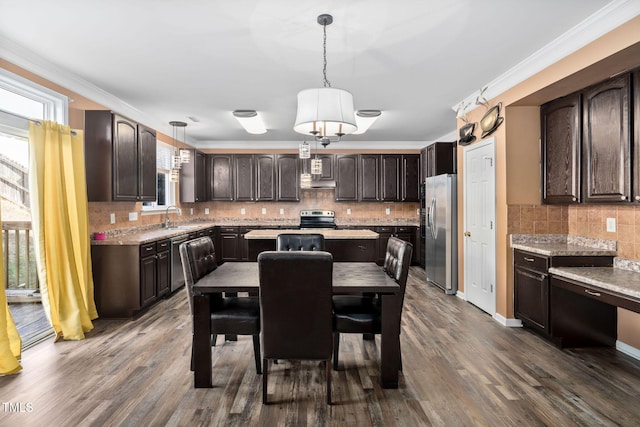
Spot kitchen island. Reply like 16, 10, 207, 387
244, 229, 379, 262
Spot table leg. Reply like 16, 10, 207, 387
193, 294, 212, 388
380, 294, 400, 388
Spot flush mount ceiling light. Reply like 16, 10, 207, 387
352, 110, 382, 134
294, 14, 357, 147
233, 110, 267, 134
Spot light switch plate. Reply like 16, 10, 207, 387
261, 208, 267, 215
385, 207, 391, 215
606, 217, 616, 232
128, 212, 138, 221
109, 213, 116, 224
204, 208, 209, 215
240, 208, 246, 215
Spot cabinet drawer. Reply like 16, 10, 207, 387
156, 239, 170, 252
514, 250, 548, 272
218, 226, 238, 233
140, 242, 157, 256
396, 226, 412, 233
377, 226, 394, 233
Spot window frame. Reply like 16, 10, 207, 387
141, 140, 178, 214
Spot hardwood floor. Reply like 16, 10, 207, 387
2, 266, 640, 426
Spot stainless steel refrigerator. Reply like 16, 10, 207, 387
425, 174, 458, 294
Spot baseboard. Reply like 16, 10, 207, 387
616, 340, 640, 362
455, 290, 465, 300
493, 312, 523, 327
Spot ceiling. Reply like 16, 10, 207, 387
0, 0, 633, 149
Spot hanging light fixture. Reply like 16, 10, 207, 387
169, 121, 188, 182
294, 14, 357, 147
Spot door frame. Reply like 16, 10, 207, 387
462, 137, 496, 316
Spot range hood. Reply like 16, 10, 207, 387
309, 180, 336, 189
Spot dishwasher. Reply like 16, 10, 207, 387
170, 234, 190, 292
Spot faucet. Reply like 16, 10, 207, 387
163, 205, 181, 228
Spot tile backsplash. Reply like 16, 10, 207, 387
508, 204, 640, 260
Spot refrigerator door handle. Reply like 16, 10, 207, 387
429, 197, 437, 240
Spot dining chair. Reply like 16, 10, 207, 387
180, 236, 261, 374
258, 250, 334, 404
276, 233, 325, 251
332, 236, 413, 371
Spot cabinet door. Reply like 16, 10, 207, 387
140, 255, 157, 307
276, 154, 300, 201
335, 154, 358, 201
514, 267, 549, 334
137, 125, 157, 201
541, 93, 581, 204
381, 155, 401, 201
582, 73, 631, 203
255, 154, 276, 201
375, 226, 393, 265
195, 151, 207, 202
359, 154, 380, 201
234, 155, 255, 201
220, 233, 240, 261
401, 155, 420, 202
113, 114, 139, 201
634, 69, 640, 204
209, 154, 234, 201
424, 142, 455, 178
156, 250, 170, 297
311, 154, 335, 182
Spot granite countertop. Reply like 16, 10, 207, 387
91, 222, 217, 245
550, 258, 640, 300
510, 234, 617, 257
244, 229, 379, 240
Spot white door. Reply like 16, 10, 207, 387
463, 138, 496, 315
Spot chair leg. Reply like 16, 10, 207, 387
211, 334, 217, 347
253, 335, 262, 374
333, 333, 340, 370
262, 359, 269, 404
326, 360, 332, 405
399, 345, 403, 372
190, 334, 195, 371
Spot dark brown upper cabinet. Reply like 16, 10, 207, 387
541, 93, 581, 204
422, 142, 455, 180
582, 73, 631, 203
180, 149, 207, 203
359, 154, 380, 201
335, 154, 359, 201
381, 155, 401, 201
255, 154, 276, 201
234, 155, 255, 201
634, 69, 640, 204
276, 154, 300, 201
401, 155, 420, 202
85, 110, 156, 202
311, 153, 334, 182
208, 154, 234, 201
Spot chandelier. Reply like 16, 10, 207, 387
294, 14, 357, 147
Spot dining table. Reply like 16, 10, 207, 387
191, 261, 402, 389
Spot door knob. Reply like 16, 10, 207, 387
464, 231, 471, 237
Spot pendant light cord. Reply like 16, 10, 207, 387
322, 22, 331, 88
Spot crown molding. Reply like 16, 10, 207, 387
452, 0, 640, 114
193, 139, 430, 150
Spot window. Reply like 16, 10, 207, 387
141, 141, 177, 212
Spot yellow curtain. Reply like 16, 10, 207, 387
0, 204, 22, 375
29, 121, 98, 341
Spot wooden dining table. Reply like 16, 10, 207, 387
191, 262, 402, 389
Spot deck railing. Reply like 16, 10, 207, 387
2, 221, 38, 291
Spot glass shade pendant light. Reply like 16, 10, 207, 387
294, 14, 357, 147
169, 121, 188, 182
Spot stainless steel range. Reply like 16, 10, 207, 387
299, 210, 337, 229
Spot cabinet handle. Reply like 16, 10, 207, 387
584, 289, 601, 297
621, 196, 627, 200
572, 197, 577, 202
523, 257, 535, 262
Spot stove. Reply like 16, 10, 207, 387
299, 210, 337, 229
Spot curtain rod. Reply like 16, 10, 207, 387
0, 108, 78, 136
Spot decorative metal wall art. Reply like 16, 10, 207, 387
455, 101, 476, 145
475, 87, 503, 138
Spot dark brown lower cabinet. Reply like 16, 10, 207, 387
217, 227, 240, 263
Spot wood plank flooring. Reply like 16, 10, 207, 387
2, 266, 640, 426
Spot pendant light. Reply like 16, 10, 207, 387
169, 121, 188, 182
294, 14, 357, 147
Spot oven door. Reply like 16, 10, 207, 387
170, 234, 190, 292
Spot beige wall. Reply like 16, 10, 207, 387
456, 16, 640, 347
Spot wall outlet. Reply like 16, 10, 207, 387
109, 213, 116, 224
190, 208, 194, 215
128, 212, 138, 221
385, 207, 391, 215
261, 208, 267, 215
606, 217, 616, 232
204, 208, 209, 215
347, 208, 352, 215
279, 208, 284, 215
240, 208, 246, 215
417, 208, 420, 216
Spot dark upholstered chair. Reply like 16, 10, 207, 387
258, 251, 334, 404
332, 236, 413, 371
180, 236, 261, 374
276, 233, 325, 251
